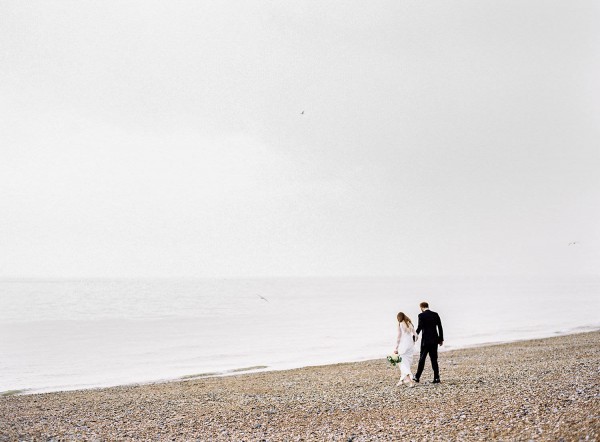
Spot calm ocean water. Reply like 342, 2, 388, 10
1, 276, 598, 394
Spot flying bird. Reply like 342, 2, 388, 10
257, 294, 269, 302
568, 242, 579, 246
300, 110, 304, 115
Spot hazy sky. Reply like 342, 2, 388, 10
1, 1, 599, 278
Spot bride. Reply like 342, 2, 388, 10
394, 311, 417, 387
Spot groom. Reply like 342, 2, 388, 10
414, 301, 444, 384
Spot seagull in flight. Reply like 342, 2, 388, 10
257, 294, 269, 302
568, 241, 579, 246
300, 110, 304, 115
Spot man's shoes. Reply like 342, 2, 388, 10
432, 378, 441, 384
413, 377, 419, 383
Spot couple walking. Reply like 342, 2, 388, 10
394, 302, 444, 387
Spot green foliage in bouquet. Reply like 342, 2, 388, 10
387, 354, 401, 366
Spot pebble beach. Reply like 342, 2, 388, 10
1, 331, 598, 441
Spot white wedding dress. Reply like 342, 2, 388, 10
395, 321, 416, 380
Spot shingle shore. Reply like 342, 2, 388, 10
1, 331, 598, 441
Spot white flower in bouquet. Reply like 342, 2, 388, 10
386, 354, 401, 366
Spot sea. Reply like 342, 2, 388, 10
1, 276, 598, 395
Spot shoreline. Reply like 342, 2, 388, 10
5, 325, 600, 397
2, 330, 599, 440
5, 325, 598, 397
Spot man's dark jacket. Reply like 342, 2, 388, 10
416, 309, 444, 345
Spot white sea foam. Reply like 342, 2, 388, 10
1, 276, 598, 394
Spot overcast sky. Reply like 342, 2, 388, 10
1, 1, 599, 278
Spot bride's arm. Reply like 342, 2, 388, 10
394, 325, 402, 353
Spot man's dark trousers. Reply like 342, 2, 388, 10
415, 342, 439, 380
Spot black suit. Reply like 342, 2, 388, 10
415, 309, 444, 381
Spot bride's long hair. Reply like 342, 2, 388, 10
397, 312, 414, 330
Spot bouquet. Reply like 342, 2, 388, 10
387, 354, 401, 366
